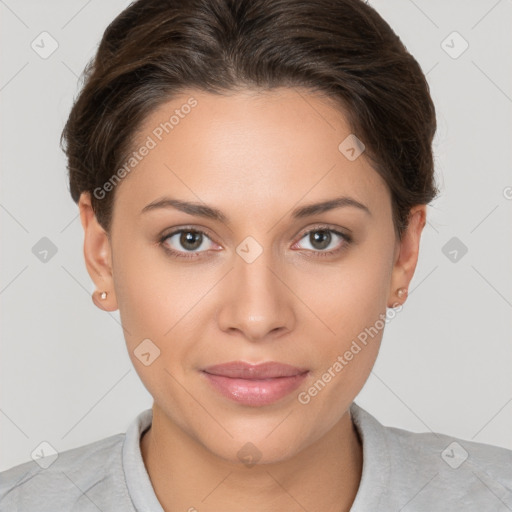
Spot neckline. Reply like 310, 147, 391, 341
122, 402, 390, 511
348, 402, 391, 510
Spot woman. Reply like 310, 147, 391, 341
1, 0, 510, 510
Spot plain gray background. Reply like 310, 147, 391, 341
1, 0, 511, 471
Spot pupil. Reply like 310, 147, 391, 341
312, 230, 331, 250
181, 231, 202, 250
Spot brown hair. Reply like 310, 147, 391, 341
61, 0, 438, 240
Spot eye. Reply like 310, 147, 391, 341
293, 225, 352, 257
159, 228, 216, 259
159, 224, 352, 260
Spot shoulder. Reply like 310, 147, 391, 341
350, 402, 512, 511
0, 433, 133, 512
387, 425, 512, 510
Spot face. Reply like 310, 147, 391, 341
80, 87, 425, 464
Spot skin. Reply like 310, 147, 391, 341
79, 87, 426, 512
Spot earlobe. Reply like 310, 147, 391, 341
91, 288, 117, 311
78, 192, 118, 312
387, 205, 427, 308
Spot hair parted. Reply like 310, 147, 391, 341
61, 0, 438, 239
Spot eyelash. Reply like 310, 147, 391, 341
159, 224, 352, 260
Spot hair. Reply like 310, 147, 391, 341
61, 0, 439, 240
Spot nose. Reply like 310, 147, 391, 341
216, 243, 296, 342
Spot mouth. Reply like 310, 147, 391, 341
201, 361, 310, 406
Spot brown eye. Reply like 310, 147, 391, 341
294, 226, 352, 257
160, 228, 214, 259
178, 230, 203, 251
308, 230, 332, 250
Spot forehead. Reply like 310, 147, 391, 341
112, 87, 390, 222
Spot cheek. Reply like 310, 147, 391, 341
113, 238, 203, 336
299, 233, 393, 381
306, 246, 392, 338
111, 242, 216, 388
296, 259, 391, 425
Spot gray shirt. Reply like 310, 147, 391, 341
1, 402, 511, 511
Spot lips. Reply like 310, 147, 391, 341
202, 361, 309, 379
201, 361, 310, 406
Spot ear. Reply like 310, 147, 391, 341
78, 191, 118, 312
387, 205, 427, 308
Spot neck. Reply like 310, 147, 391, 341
140, 403, 363, 512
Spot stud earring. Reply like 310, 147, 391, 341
396, 287, 407, 299
100, 291, 108, 300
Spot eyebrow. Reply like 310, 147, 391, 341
140, 195, 371, 222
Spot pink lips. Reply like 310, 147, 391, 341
202, 361, 309, 406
